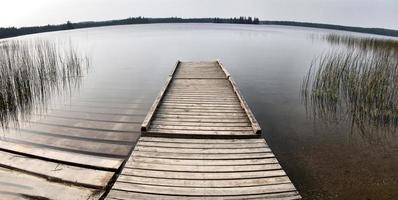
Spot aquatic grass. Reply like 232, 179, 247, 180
302, 33, 398, 143
0, 39, 89, 128
324, 33, 398, 53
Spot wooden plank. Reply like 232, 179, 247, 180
50, 107, 147, 116
0, 167, 100, 200
151, 117, 250, 123
158, 108, 244, 113
29, 117, 141, 132
0, 151, 113, 188
161, 102, 242, 107
154, 114, 249, 119
141, 61, 180, 132
155, 112, 247, 117
135, 146, 271, 154
117, 175, 291, 187
162, 100, 241, 105
171, 79, 230, 83
133, 151, 275, 160
164, 94, 237, 98
1, 130, 132, 157
168, 87, 233, 91
176, 72, 225, 75
168, 86, 232, 90
107, 190, 300, 200
175, 75, 226, 79
150, 121, 251, 127
127, 162, 282, 172
130, 157, 278, 166
19, 123, 138, 142
122, 168, 286, 179
138, 137, 265, 144
112, 182, 296, 196
0, 140, 122, 170
137, 141, 266, 148
146, 129, 255, 135
158, 106, 243, 110
166, 92, 236, 96
53, 103, 148, 110
163, 97, 239, 101
53, 105, 148, 113
149, 125, 253, 131
45, 110, 145, 123
166, 89, 234, 92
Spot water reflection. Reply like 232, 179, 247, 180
302, 33, 398, 144
0, 39, 89, 128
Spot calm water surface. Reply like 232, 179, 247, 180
3, 24, 398, 199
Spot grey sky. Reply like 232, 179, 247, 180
2, 0, 397, 29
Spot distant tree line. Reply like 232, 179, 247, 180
260, 21, 398, 37
0, 17, 397, 39
0, 17, 259, 39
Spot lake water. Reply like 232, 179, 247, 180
2, 24, 398, 199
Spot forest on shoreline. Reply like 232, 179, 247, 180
1, 17, 397, 39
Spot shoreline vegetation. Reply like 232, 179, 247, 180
0, 39, 89, 128
1, 17, 398, 39
301, 33, 398, 144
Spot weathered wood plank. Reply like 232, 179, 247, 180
0, 167, 100, 200
138, 137, 265, 144
117, 175, 291, 187
127, 162, 282, 172
135, 146, 271, 154
137, 141, 266, 148
18, 123, 138, 142
130, 157, 278, 166
0, 151, 113, 188
155, 112, 247, 117
152, 117, 250, 123
107, 190, 300, 200
158, 108, 244, 113
45, 110, 145, 123
162, 100, 241, 105
161, 102, 241, 107
147, 129, 255, 135
28, 117, 141, 132
0, 140, 122, 170
112, 182, 296, 196
164, 94, 236, 98
162, 98, 238, 102
150, 121, 251, 127
122, 168, 286, 179
133, 151, 275, 160
165, 93, 236, 97
1, 130, 132, 157
149, 125, 253, 131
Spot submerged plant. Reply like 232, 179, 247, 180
0, 39, 89, 128
302, 33, 398, 143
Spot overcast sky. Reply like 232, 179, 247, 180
2, 0, 397, 29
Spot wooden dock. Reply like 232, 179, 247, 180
107, 61, 300, 199
0, 90, 146, 198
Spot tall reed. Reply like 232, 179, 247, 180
0, 39, 89, 128
302, 33, 398, 143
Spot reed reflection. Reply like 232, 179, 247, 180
302, 34, 398, 144
0, 39, 89, 128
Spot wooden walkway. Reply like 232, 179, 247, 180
107, 61, 300, 199
0, 93, 146, 198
